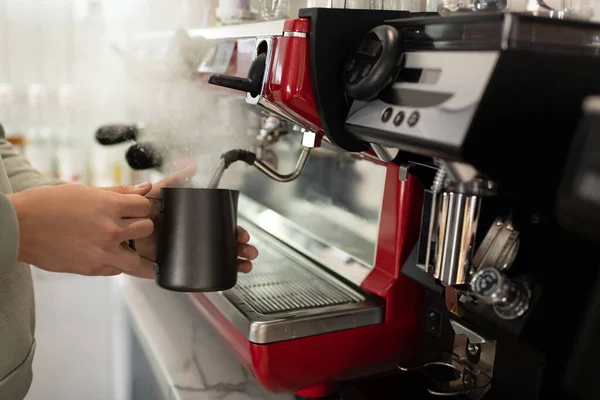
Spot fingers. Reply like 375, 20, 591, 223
118, 218, 154, 241
236, 226, 250, 244
111, 244, 155, 279
146, 197, 162, 220
116, 194, 153, 218
236, 231, 256, 274
238, 259, 253, 273
105, 182, 152, 196
237, 243, 258, 260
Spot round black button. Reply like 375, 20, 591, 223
381, 107, 393, 123
407, 111, 420, 127
393, 111, 405, 126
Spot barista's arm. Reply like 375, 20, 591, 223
0, 124, 65, 192
0, 193, 19, 267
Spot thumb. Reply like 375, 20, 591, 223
157, 159, 197, 188
107, 182, 153, 196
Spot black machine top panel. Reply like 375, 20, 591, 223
382, 12, 600, 54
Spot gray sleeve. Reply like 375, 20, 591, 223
0, 194, 19, 267
0, 125, 64, 192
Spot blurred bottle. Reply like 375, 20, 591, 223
25, 84, 56, 178
55, 84, 87, 184
216, 0, 255, 24
259, 0, 288, 19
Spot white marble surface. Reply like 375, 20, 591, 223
119, 275, 295, 400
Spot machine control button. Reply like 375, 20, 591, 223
407, 111, 420, 127
393, 111, 405, 126
381, 107, 393, 123
425, 309, 442, 337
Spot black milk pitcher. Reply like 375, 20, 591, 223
155, 187, 240, 292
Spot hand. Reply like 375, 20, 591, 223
8, 183, 155, 278
106, 159, 259, 273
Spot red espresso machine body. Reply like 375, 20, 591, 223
195, 10, 427, 396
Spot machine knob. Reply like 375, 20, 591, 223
470, 267, 531, 320
95, 124, 138, 145
208, 53, 267, 98
125, 143, 163, 170
343, 25, 401, 101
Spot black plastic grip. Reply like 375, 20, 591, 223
221, 149, 257, 168
208, 53, 267, 97
95, 124, 138, 145
125, 143, 163, 170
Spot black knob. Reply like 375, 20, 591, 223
343, 25, 401, 101
125, 143, 163, 170
470, 267, 531, 320
96, 124, 138, 145
208, 53, 267, 97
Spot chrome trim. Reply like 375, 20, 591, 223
237, 194, 374, 286
253, 146, 311, 182
370, 143, 394, 162
433, 192, 481, 286
203, 216, 383, 344
283, 31, 307, 38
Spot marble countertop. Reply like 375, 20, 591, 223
118, 276, 295, 400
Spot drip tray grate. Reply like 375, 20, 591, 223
232, 243, 364, 315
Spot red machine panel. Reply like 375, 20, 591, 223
192, 16, 426, 397
190, 165, 425, 395
262, 19, 322, 134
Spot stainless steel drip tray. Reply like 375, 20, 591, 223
203, 219, 383, 344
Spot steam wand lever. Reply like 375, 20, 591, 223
208, 53, 267, 97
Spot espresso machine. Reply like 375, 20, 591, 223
100, 7, 600, 400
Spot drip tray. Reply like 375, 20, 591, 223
203, 222, 384, 344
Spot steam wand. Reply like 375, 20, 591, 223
207, 147, 312, 189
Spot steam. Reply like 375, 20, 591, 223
113, 35, 260, 189
0, 1, 261, 189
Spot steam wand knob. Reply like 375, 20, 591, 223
125, 143, 163, 170
95, 124, 140, 145
470, 267, 531, 320
208, 53, 267, 97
